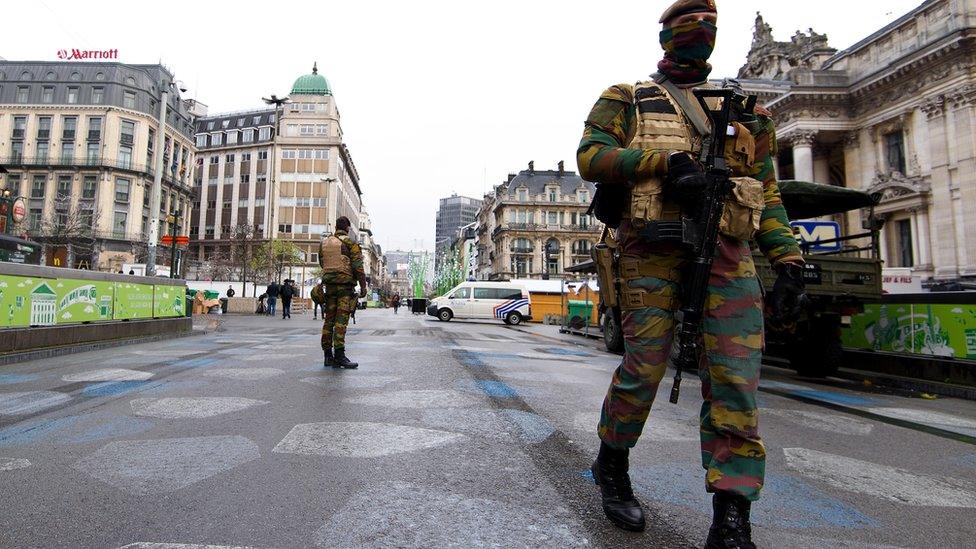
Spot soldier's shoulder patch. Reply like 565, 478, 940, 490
600, 83, 635, 104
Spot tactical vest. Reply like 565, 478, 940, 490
320, 235, 352, 277
625, 80, 765, 242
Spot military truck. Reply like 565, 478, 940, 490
599, 180, 884, 378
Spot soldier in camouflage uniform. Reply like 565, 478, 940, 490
320, 216, 368, 369
576, 0, 806, 546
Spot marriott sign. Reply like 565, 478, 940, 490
57, 48, 119, 60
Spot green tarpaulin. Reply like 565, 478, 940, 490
777, 180, 877, 219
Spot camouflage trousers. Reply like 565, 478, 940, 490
321, 286, 357, 351
598, 229, 766, 501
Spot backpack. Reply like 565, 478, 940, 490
311, 283, 326, 305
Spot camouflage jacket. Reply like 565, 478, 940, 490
576, 83, 803, 266
320, 229, 366, 287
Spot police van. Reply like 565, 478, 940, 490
427, 281, 531, 325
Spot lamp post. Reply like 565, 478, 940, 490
261, 94, 289, 280
146, 79, 187, 276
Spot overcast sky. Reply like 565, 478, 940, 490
7, 0, 922, 252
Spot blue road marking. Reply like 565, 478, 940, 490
540, 347, 593, 357
788, 389, 875, 407
501, 409, 555, 444
0, 374, 39, 385
585, 464, 878, 529
82, 381, 154, 397
0, 413, 153, 447
174, 357, 219, 368
476, 380, 519, 399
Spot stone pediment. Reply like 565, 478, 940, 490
738, 12, 837, 80
866, 171, 930, 203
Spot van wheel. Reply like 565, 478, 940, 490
438, 308, 453, 322
603, 309, 624, 353
504, 311, 523, 326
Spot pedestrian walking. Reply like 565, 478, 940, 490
392, 293, 401, 314
226, 286, 236, 298
280, 280, 295, 319
266, 281, 280, 317
576, 0, 806, 543
319, 216, 367, 369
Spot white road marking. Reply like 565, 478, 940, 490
312, 481, 587, 547
783, 447, 976, 508
867, 407, 976, 432
62, 368, 154, 382
344, 389, 478, 409
130, 397, 269, 419
764, 408, 874, 436
0, 458, 31, 471
73, 436, 259, 495
0, 391, 71, 415
301, 375, 400, 389
273, 422, 465, 458
201, 368, 284, 381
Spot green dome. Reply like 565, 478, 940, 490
291, 62, 332, 95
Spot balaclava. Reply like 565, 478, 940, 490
658, 17, 717, 86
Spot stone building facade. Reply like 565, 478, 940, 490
475, 161, 600, 281
737, 1, 976, 286
190, 64, 363, 283
0, 61, 196, 272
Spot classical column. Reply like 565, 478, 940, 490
789, 130, 817, 183
915, 205, 932, 270
842, 132, 863, 242
921, 95, 958, 279
947, 86, 976, 276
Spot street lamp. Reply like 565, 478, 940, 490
146, 79, 187, 276
261, 94, 289, 281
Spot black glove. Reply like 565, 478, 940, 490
665, 152, 708, 209
770, 262, 807, 326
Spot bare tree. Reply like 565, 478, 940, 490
228, 223, 256, 295
34, 195, 100, 269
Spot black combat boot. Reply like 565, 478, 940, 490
591, 442, 645, 532
333, 349, 358, 369
323, 348, 335, 368
705, 492, 755, 549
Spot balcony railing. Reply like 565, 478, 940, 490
0, 156, 193, 191
87, 130, 101, 141
62, 130, 76, 140
11, 129, 25, 139
37, 129, 50, 140
119, 133, 134, 146
510, 247, 534, 254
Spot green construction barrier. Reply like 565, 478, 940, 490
841, 303, 976, 360
0, 264, 187, 328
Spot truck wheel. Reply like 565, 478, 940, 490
438, 308, 453, 322
604, 310, 624, 353
790, 317, 843, 377
504, 311, 523, 326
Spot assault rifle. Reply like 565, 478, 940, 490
668, 86, 757, 404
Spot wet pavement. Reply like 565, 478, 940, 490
0, 309, 974, 547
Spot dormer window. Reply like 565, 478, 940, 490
548, 187, 558, 202
517, 188, 527, 202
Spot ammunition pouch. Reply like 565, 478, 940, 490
720, 177, 764, 241
616, 255, 682, 312
619, 288, 678, 311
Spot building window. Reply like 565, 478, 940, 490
314, 149, 329, 159
196, 134, 206, 147
512, 256, 532, 277
86, 143, 99, 163
61, 142, 73, 163
240, 174, 250, 184
118, 146, 132, 169
57, 175, 72, 198
243, 129, 254, 143
211, 133, 223, 146
548, 188, 558, 202
11, 141, 24, 161
123, 90, 136, 109
573, 240, 592, 255
31, 176, 46, 199
258, 127, 271, 140
16, 86, 29, 103
282, 149, 296, 160
120, 119, 135, 143
884, 131, 906, 174
29, 211, 42, 230
225, 154, 235, 163
88, 116, 102, 140
510, 238, 533, 254
36, 142, 49, 161
300, 124, 314, 135
113, 211, 128, 238
42, 86, 54, 103
316, 124, 329, 135
258, 150, 268, 160
547, 212, 558, 225
578, 190, 589, 203
209, 156, 219, 165
240, 153, 251, 162
82, 175, 97, 199
62, 116, 77, 140
37, 116, 52, 139
115, 178, 130, 203
517, 189, 527, 202
92, 87, 104, 104
67, 87, 79, 104
226, 130, 238, 144
896, 218, 914, 268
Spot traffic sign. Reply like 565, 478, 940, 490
161, 235, 190, 245
791, 221, 842, 252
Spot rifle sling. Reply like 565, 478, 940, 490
652, 73, 711, 138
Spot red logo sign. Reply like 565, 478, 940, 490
11, 198, 26, 223
57, 48, 118, 60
